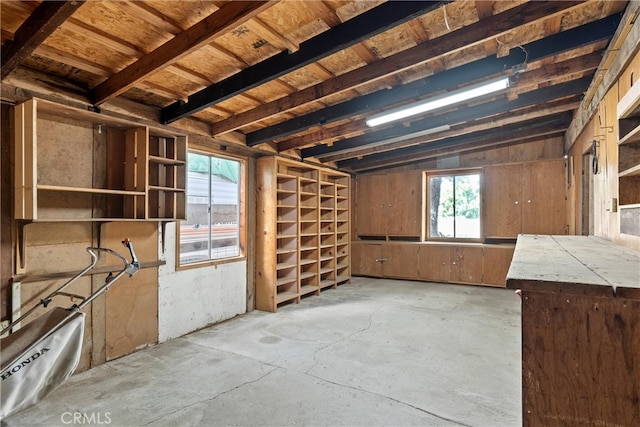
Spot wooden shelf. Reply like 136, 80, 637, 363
148, 185, 185, 192
256, 156, 350, 312
148, 155, 185, 165
619, 164, 640, 177
618, 79, 640, 119
619, 122, 640, 145
38, 185, 145, 196
300, 272, 316, 280
14, 98, 187, 223
276, 292, 298, 304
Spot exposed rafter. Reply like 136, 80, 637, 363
303, 75, 593, 160
161, 1, 451, 124
320, 97, 582, 163
1, 0, 84, 80
340, 114, 573, 172
267, 14, 619, 151
277, 48, 604, 153
219, 0, 586, 139
91, 1, 277, 105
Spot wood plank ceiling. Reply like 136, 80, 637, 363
0, 0, 631, 173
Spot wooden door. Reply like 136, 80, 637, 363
386, 171, 423, 238
351, 242, 383, 276
522, 159, 567, 235
418, 244, 451, 283
382, 243, 419, 279
355, 174, 387, 236
450, 246, 483, 284
482, 163, 523, 238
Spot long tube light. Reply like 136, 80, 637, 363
366, 76, 510, 127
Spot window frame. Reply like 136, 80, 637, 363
176, 148, 247, 270
424, 168, 483, 243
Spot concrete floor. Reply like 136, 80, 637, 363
4, 277, 522, 427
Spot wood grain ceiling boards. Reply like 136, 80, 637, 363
0, 0, 633, 172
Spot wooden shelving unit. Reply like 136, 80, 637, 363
14, 98, 187, 222
617, 82, 640, 236
256, 156, 351, 312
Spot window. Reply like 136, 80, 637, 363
179, 152, 243, 265
427, 171, 481, 239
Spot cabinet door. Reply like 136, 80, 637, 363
483, 245, 515, 287
418, 244, 451, 282
522, 159, 567, 235
351, 242, 383, 276
355, 174, 387, 236
450, 246, 483, 284
382, 243, 419, 279
482, 164, 523, 238
386, 171, 423, 237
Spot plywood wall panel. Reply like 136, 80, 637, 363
101, 222, 159, 360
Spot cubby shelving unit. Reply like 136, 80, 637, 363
13, 98, 187, 267
14, 98, 187, 222
256, 156, 351, 312
617, 82, 640, 236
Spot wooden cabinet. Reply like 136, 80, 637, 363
14, 98, 186, 222
351, 242, 419, 280
353, 241, 511, 287
482, 159, 566, 238
418, 244, 483, 284
617, 79, 640, 236
355, 171, 422, 238
255, 157, 350, 312
351, 242, 383, 277
355, 174, 386, 236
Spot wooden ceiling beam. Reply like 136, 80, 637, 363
213, 0, 587, 137
92, 1, 277, 105
341, 115, 572, 172
1, 0, 85, 80
320, 97, 581, 163
272, 15, 618, 151
303, 75, 592, 159
290, 51, 600, 156
161, 1, 450, 123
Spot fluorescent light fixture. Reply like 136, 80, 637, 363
366, 77, 510, 127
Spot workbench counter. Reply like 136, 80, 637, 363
507, 234, 640, 426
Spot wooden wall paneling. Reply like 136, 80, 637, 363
482, 163, 523, 238
521, 291, 640, 425
355, 173, 386, 236
1, 104, 13, 320
17, 222, 94, 369
20, 276, 94, 372
350, 242, 382, 277
382, 243, 419, 279
450, 245, 483, 284
386, 171, 422, 237
417, 244, 450, 283
522, 158, 567, 235
482, 245, 515, 287
101, 222, 158, 360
